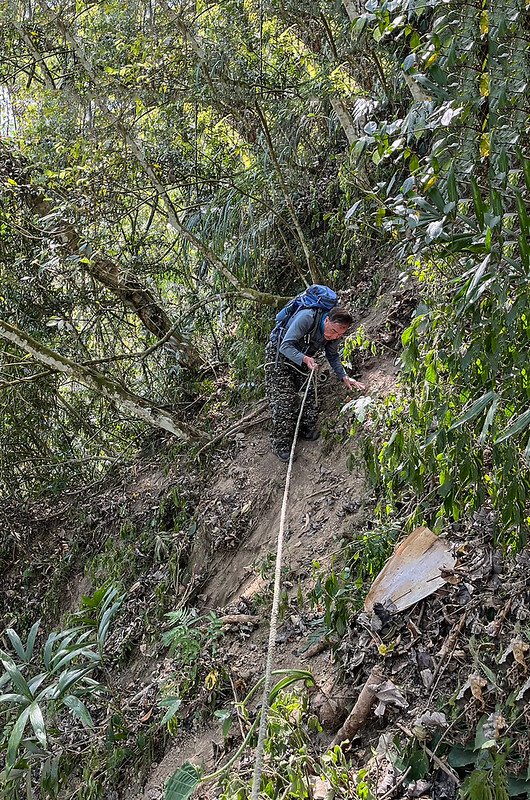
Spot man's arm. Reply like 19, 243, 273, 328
324, 341, 347, 380
278, 310, 316, 366
325, 342, 366, 391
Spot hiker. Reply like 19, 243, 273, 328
265, 299, 365, 462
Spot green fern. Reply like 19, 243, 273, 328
460, 770, 494, 800
460, 754, 509, 800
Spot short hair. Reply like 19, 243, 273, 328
328, 306, 353, 327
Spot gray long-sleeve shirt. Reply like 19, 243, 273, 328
276, 309, 346, 380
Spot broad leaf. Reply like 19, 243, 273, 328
25, 621, 41, 663
63, 695, 95, 729
495, 408, 530, 445
448, 392, 497, 431
6, 705, 31, 766
164, 762, 201, 800
159, 696, 182, 726
5, 630, 27, 662
29, 702, 47, 749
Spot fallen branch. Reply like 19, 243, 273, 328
0, 318, 204, 440
379, 766, 411, 800
195, 402, 269, 457
303, 639, 332, 659
219, 614, 259, 626
330, 665, 384, 747
397, 723, 460, 786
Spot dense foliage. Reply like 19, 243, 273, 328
1, 0, 373, 498
342, 0, 530, 547
2, 0, 530, 797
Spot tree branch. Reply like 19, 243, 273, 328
254, 101, 322, 284
33, 2, 287, 307
0, 318, 204, 440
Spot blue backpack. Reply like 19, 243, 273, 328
271, 285, 338, 342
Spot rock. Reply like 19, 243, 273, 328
311, 777, 333, 799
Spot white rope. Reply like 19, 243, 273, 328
250, 368, 315, 800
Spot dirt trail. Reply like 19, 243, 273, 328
131, 390, 379, 799
129, 295, 403, 799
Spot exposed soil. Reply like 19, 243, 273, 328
2, 283, 414, 800
127, 337, 402, 799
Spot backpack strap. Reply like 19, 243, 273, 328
273, 307, 322, 366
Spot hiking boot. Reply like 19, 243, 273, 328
300, 427, 320, 441
273, 445, 294, 463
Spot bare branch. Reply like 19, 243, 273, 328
0, 318, 204, 440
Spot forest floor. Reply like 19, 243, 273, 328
6, 280, 530, 799
131, 352, 397, 799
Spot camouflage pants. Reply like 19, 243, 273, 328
265, 342, 318, 451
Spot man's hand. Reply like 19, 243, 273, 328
343, 376, 365, 392
303, 355, 318, 371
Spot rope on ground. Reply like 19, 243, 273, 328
250, 368, 315, 800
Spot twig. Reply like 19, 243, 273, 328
195, 402, 269, 457
397, 724, 460, 785
429, 611, 468, 702
306, 488, 334, 500
379, 766, 411, 800
228, 671, 246, 740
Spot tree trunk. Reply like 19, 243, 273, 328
330, 97, 358, 146
0, 319, 203, 440
0, 146, 199, 366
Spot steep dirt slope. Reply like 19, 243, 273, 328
131, 439, 363, 796
130, 356, 398, 799
1, 284, 409, 800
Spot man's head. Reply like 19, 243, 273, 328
323, 307, 352, 341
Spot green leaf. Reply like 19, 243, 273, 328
465, 255, 491, 301
29, 702, 47, 749
43, 632, 61, 670
52, 666, 96, 699
478, 396, 499, 444
5, 630, 26, 662
25, 622, 41, 662
519, 152, 530, 192
50, 646, 99, 674
6, 705, 31, 766
159, 696, 182, 726
515, 192, 529, 235
470, 177, 485, 226
495, 408, 530, 444
63, 695, 94, 729
446, 167, 458, 202
448, 746, 476, 768
407, 745, 430, 779
519, 233, 530, 270
507, 775, 530, 797
214, 709, 233, 738
345, 200, 362, 220
473, 714, 490, 751
448, 392, 496, 431
0, 693, 30, 705
97, 599, 122, 650
164, 762, 201, 800
427, 187, 446, 212
0, 656, 33, 700
425, 363, 437, 384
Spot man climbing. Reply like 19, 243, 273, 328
265, 302, 365, 462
